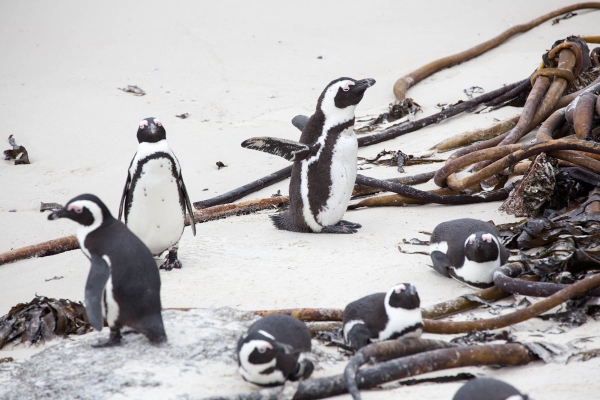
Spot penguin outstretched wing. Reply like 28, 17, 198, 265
241, 137, 318, 162
429, 250, 452, 278
178, 175, 197, 236
85, 254, 111, 331
117, 172, 131, 222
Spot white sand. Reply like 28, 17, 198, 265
1, 0, 600, 398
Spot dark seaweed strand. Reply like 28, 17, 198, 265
484, 78, 532, 107
354, 175, 509, 205
356, 78, 527, 147
192, 165, 292, 209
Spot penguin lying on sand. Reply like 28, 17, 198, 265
49, 194, 167, 347
429, 218, 509, 288
118, 117, 196, 270
237, 314, 313, 386
343, 283, 423, 351
241, 77, 375, 233
453, 377, 529, 400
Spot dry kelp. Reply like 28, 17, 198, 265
4, 135, 30, 165
0, 296, 92, 349
118, 85, 146, 96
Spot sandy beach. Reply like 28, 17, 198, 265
1, 1, 600, 399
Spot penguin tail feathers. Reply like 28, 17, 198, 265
270, 212, 292, 231
138, 315, 167, 345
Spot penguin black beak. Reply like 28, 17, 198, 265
48, 208, 68, 220
354, 78, 376, 92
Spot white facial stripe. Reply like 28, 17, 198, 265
258, 330, 275, 340
467, 234, 476, 245
430, 241, 448, 254
343, 319, 365, 343
238, 340, 285, 386
69, 200, 103, 258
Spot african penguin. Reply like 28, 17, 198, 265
48, 194, 166, 347
118, 117, 196, 270
429, 218, 509, 288
241, 77, 375, 233
237, 314, 313, 386
343, 283, 423, 351
453, 378, 528, 400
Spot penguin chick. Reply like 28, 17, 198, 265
453, 378, 529, 400
48, 194, 166, 347
237, 314, 313, 386
118, 117, 196, 271
241, 77, 375, 234
429, 218, 509, 288
343, 283, 423, 351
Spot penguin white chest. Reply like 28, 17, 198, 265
127, 158, 184, 255
317, 128, 358, 226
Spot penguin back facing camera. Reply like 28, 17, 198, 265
453, 378, 529, 400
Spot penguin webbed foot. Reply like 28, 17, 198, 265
336, 220, 362, 229
321, 223, 359, 234
289, 359, 314, 381
92, 328, 122, 348
160, 249, 182, 271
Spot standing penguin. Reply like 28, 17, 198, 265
342, 283, 423, 351
453, 378, 528, 400
48, 194, 166, 347
241, 77, 375, 233
118, 117, 196, 270
237, 314, 314, 386
429, 218, 510, 288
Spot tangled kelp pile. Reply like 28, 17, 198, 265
0, 296, 91, 350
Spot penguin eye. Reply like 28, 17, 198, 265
342, 87, 350, 92
154, 119, 162, 127
482, 234, 492, 243
341, 82, 355, 92
68, 205, 83, 214
139, 120, 148, 129
394, 284, 406, 293
258, 346, 267, 354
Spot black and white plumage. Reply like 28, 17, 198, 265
429, 218, 510, 288
453, 378, 528, 400
241, 77, 375, 234
118, 117, 196, 271
48, 194, 166, 347
342, 283, 423, 351
237, 314, 313, 386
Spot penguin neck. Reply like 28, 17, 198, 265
238, 341, 284, 385
76, 206, 105, 259
379, 290, 423, 340
453, 256, 501, 287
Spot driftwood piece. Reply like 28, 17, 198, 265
188, 195, 288, 224
392, 2, 600, 100
207, 344, 534, 400
193, 166, 292, 209
348, 188, 460, 209
352, 171, 436, 197
424, 270, 600, 334
344, 338, 456, 400
431, 116, 519, 153
0, 236, 79, 266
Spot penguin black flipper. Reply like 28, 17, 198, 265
178, 175, 196, 236
117, 172, 132, 222
241, 137, 317, 162
291, 115, 309, 132
430, 250, 452, 278
85, 254, 111, 331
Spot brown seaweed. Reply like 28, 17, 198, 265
4, 135, 30, 165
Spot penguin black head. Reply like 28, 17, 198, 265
464, 232, 500, 263
453, 377, 528, 400
317, 77, 376, 114
48, 194, 113, 227
387, 283, 420, 310
137, 117, 167, 144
